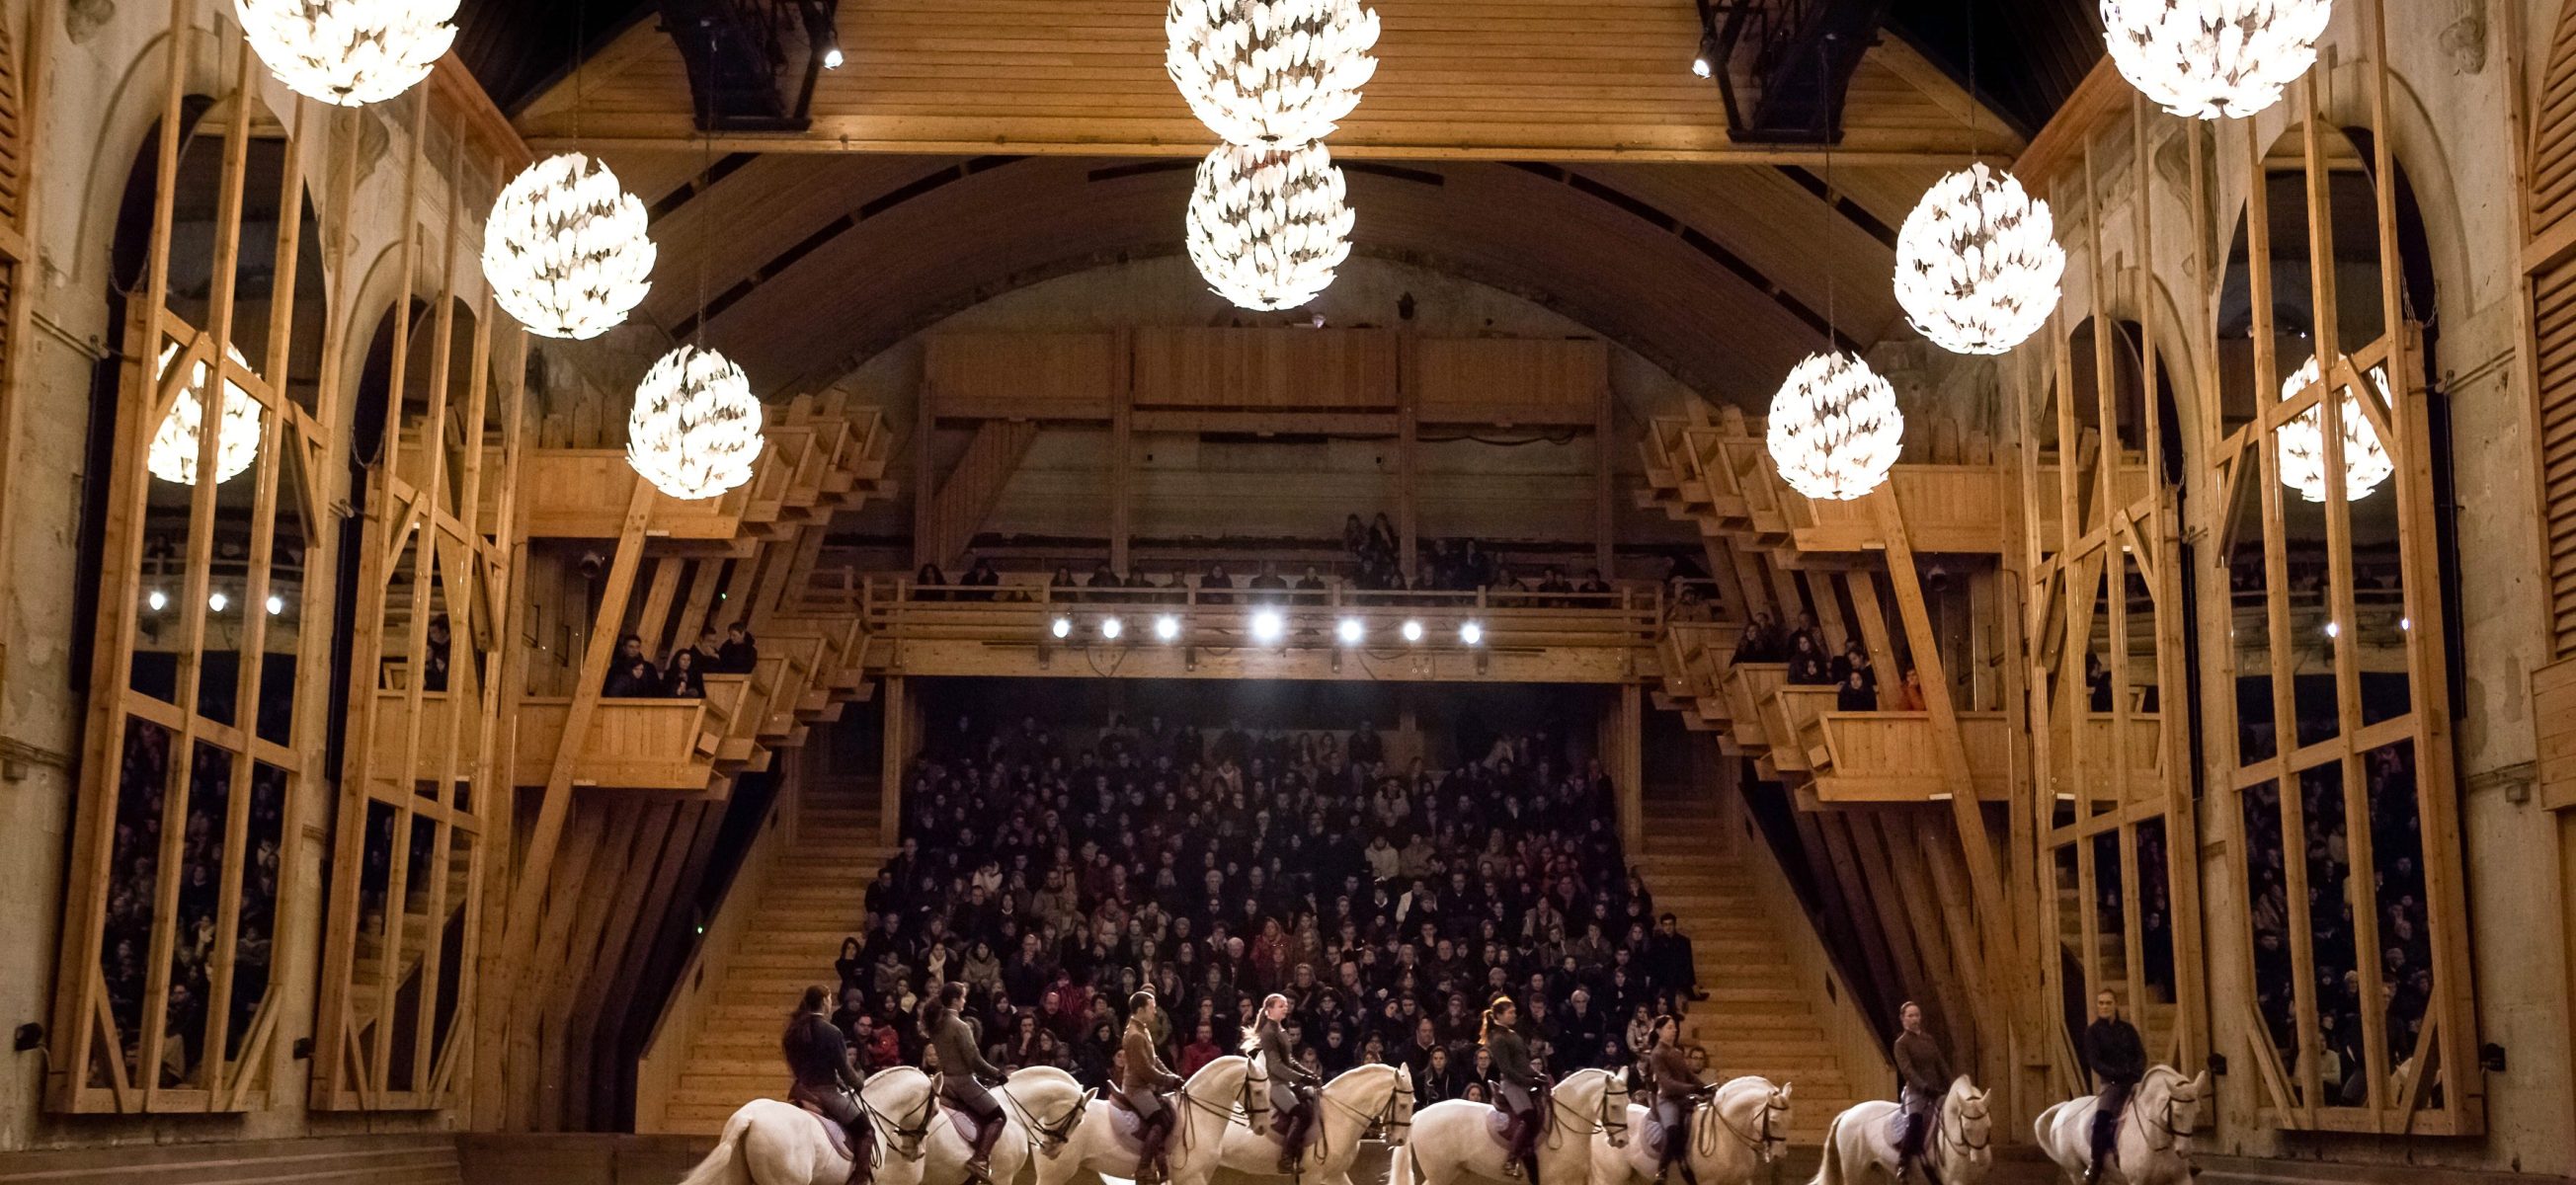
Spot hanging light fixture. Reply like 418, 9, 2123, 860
1166, 0, 1382, 146
627, 347, 765, 501
147, 342, 263, 486
236, 0, 460, 107
1766, 352, 1906, 502
483, 153, 656, 340
1185, 141, 1353, 311
1893, 163, 2063, 356
2100, 0, 2334, 119
2275, 355, 2394, 504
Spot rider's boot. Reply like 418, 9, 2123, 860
965, 1108, 1004, 1184
1275, 1107, 1306, 1175
842, 1119, 875, 1185
1138, 1114, 1172, 1185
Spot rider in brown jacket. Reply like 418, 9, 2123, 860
1892, 1002, 1952, 1185
1646, 1015, 1701, 1185
783, 985, 875, 1185
1123, 991, 1187, 1184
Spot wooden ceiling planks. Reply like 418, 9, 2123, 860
515, 0, 2024, 164
671, 154, 1833, 405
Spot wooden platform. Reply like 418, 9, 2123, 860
0, 1134, 461, 1185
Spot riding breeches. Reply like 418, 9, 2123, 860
1653, 1098, 1692, 1163
2091, 1081, 2135, 1153
941, 1073, 1005, 1122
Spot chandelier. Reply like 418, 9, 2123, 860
627, 346, 765, 501
1766, 352, 1905, 502
2276, 355, 2394, 504
483, 153, 656, 341
1166, 0, 1382, 146
237, 0, 460, 107
2100, 0, 2334, 119
1893, 163, 2064, 356
1185, 142, 1354, 311
148, 343, 263, 486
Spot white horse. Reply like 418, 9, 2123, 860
1591, 1076, 1793, 1185
677, 1066, 940, 1185
1030, 1055, 1267, 1185
1216, 1061, 1414, 1185
920, 1065, 1094, 1185
1811, 1077, 1993, 1185
1392, 1066, 1629, 1185
2032, 1066, 2209, 1185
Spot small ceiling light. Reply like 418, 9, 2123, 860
1186, 141, 1354, 311
1101, 616, 1125, 640
1336, 617, 1366, 645
1051, 615, 1074, 640
2100, 0, 2333, 119
823, 41, 845, 70
1767, 352, 1905, 502
266, 593, 286, 616
2324, 620, 2341, 639
1250, 609, 1287, 644
146, 590, 169, 612
1156, 614, 1183, 642
1166, 0, 1381, 146
1893, 163, 2064, 356
1458, 621, 1484, 646
484, 153, 656, 340
208, 591, 230, 613
1401, 619, 1424, 643
238, 0, 459, 107
2400, 616, 2411, 632
628, 346, 765, 501
1691, 29, 1719, 78
2275, 356, 2394, 504
148, 342, 263, 486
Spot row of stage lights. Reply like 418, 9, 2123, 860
145, 588, 287, 615
1047, 609, 1483, 649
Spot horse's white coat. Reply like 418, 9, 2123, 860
1215, 1062, 1415, 1185
675, 1066, 940, 1185
1590, 1076, 1794, 1185
1810, 1077, 1994, 1185
1390, 1067, 1629, 1185
2031, 1066, 2209, 1185
1030, 1055, 1265, 1185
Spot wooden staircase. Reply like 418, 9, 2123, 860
2053, 865, 2179, 1061
1637, 793, 1862, 1144
658, 782, 890, 1135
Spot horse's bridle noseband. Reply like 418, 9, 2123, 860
862, 1084, 937, 1163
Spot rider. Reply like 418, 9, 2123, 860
1892, 1001, 1951, 1185
925, 982, 1009, 1183
1247, 992, 1319, 1173
1123, 990, 1186, 1185
1646, 1014, 1700, 1185
1482, 995, 1544, 1182
2082, 988, 2147, 1185
783, 985, 876, 1185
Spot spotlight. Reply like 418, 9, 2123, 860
1050, 615, 1073, 639
1100, 616, 1124, 641
1336, 617, 1366, 646
2400, 616, 2412, 632
1459, 620, 1484, 646
208, 591, 229, 612
265, 593, 285, 616
2323, 620, 2340, 639
1249, 609, 1286, 644
823, 43, 845, 70
1692, 29, 1718, 78
146, 589, 169, 612
1155, 614, 1182, 642
1401, 619, 1424, 643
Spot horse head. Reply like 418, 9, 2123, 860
861, 1066, 938, 1164
1592, 1068, 1632, 1148
2142, 1065, 2209, 1146
1943, 1077, 1994, 1168
1713, 1075, 1789, 1164
1385, 1064, 1416, 1146
1243, 1052, 1272, 1136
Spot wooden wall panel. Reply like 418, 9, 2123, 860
1413, 338, 1607, 427
926, 332, 1117, 421
1131, 328, 1400, 412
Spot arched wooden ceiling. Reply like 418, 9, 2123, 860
616, 150, 1921, 403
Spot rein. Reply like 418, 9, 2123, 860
2130, 1078, 2196, 1154
862, 1085, 938, 1163
1000, 1081, 1085, 1157
1936, 1096, 1991, 1165
1709, 1089, 1788, 1164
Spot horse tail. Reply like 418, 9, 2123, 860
676, 1112, 755, 1185
1808, 1109, 1843, 1185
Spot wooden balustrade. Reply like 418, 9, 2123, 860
1803, 712, 2015, 803
1638, 417, 2012, 557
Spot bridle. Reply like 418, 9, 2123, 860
1936, 1094, 1991, 1164
1546, 1070, 1626, 1150
1173, 1058, 1264, 1155
862, 1082, 937, 1163
1000, 1080, 1087, 1156
1711, 1086, 1789, 1164
2133, 1073, 2198, 1153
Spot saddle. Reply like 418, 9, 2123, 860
1640, 1108, 1689, 1160
795, 1098, 855, 1162
937, 1100, 989, 1144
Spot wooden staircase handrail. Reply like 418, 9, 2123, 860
636, 776, 804, 1132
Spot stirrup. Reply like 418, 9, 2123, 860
963, 1155, 995, 1185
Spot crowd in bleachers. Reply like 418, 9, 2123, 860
99, 721, 284, 1086
816, 709, 1705, 1101
1731, 611, 1919, 712
2240, 735, 2435, 1104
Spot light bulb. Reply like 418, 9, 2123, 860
146, 590, 169, 612
1459, 621, 1484, 646
1156, 615, 1183, 642
824, 44, 845, 69
1336, 618, 1366, 645
1101, 617, 1124, 641
208, 591, 230, 612
266, 593, 285, 616
1401, 619, 1424, 643
1250, 610, 1286, 644
1050, 616, 1073, 640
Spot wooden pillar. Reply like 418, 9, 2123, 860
1595, 370, 1616, 577
880, 674, 907, 841
1607, 683, 1645, 849
1398, 332, 1420, 582
1109, 328, 1133, 575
